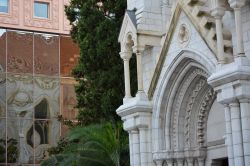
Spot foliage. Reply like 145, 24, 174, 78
41, 123, 129, 166
0, 138, 18, 163
64, 0, 137, 126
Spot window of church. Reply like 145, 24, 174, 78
0, 0, 8, 13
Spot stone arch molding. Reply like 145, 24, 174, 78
152, 51, 217, 163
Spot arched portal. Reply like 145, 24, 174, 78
152, 51, 227, 165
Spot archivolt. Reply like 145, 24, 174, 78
152, 51, 216, 158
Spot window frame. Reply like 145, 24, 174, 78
0, 0, 9, 14
33, 1, 50, 19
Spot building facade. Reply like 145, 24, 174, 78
117, 0, 250, 166
0, 0, 79, 164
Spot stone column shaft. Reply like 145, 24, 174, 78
234, 8, 245, 56
124, 59, 131, 98
120, 51, 132, 99
129, 132, 134, 166
240, 100, 250, 166
215, 17, 226, 63
210, 2, 226, 64
230, 103, 245, 166
136, 51, 144, 92
224, 105, 235, 166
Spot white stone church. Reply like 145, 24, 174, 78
116, 0, 250, 165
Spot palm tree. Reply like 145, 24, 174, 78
41, 123, 129, 166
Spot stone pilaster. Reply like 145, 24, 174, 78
131, 130, 141, 166
229, 102, 245, 166
239, 99, 250, 165
224, 105, 235, 166
208, 57, 250, 166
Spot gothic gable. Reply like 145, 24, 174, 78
118, 10, 137, 51
148, 1, 233, 98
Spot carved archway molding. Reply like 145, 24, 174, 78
152, 51, 217, 164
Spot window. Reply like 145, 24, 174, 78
34, 1, 49, 19
0, 0, 8, 13
27, 99, 49, 148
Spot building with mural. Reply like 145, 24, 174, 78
0, 0, 79, 164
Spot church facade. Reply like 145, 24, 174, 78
117, 0, 250, 166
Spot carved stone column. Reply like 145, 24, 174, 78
120, 51, 132, 100
229, 102, 245, 166
228, 0, 246, 56
211, 0, 226, 64
224, 105, 235, 166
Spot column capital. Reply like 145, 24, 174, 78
229, 102, 240, 107
228, 0, 246, 8
120, 51, 132, 61
133, 45, 145, 53
210, 0, 226, 18
128, 129, 139, 134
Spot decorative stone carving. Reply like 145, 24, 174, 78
178, 24, 190, 47
24, 0, 59, 30
171, 69, 208, 149
0, 0, 19, 25
34, 77, 59, 90
7, 74, 33, 84
7, 90, 33, 107
197, 88, 216, 147
184, 79, 206, 148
